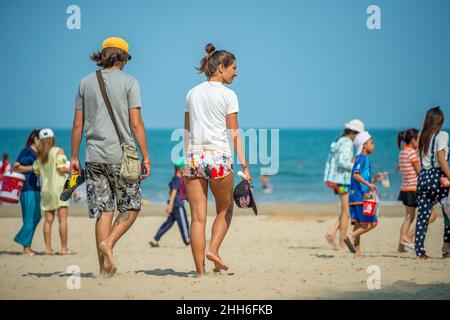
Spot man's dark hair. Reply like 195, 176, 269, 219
90, 47, 131, 69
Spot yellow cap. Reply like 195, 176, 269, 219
102, 37, 130, 54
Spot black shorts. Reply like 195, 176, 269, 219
398, 191, 418, 208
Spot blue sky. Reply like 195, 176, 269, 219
1, 0, 449, 129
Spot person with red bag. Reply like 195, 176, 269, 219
344, 131, 383, 258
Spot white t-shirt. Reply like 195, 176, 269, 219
421, 131, 449, 170
184, 81, 239, 154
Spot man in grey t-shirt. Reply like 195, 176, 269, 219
70, 37, 151, 277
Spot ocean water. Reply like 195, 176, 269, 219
0, 128, 410, 204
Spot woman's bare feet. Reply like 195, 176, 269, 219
417, 255, 429, 260
98, 240, 117, 276
397, 244, 407, 253
206, 251, 228, 272
23, 247, 35, 256
324, 233, 336, 248
44, 248, 54, 256
60, 249, 76, 255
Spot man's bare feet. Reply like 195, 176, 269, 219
206, 251, 228, 272
98, 241, 117, 276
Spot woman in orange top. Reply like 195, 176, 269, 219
397, 129, 436, 252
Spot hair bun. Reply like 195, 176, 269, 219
205, 43, 216, 54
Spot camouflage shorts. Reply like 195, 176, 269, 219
85, 162, 141, 219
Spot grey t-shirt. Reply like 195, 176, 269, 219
75, 69, 142, 164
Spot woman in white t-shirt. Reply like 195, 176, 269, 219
184, 43, 252, 276
415, 106, 450, 260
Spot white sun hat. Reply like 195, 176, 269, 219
345, 119, 365, 133
355, 131, 372, 155
39, 128, 55, 139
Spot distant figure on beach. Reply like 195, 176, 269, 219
260, 175, 272, 193
0, 153, 11, 206
396, 129, 436, 253
344, 131, 384, 258
414, 107, 450, 260
149, 160, 190, 247
323, 119, 365, 250
32, 129, 73, 255
184, 43, 252, 276
12, 130, 41, 256
70, 37, 151, 277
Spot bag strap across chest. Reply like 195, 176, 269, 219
96, 70, 124, 146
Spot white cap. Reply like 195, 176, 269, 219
355, 131, 372, 155
39, 128, 54, 139
345, 119, 365, 133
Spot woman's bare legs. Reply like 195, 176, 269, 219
43, 210, 55, 254
325, 220, 339, 247
207, 173, 234, 272
185, 177, 209, 276
97, 210, 139, 276
398, 205, 415, 252
325, 193, 350, 250
95, 211, 114, 276
57, 206, 69, 253
337, 193, 350, 250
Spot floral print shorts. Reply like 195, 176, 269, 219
184, 148, 233, 180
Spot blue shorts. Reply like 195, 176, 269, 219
350, 204, 378, 225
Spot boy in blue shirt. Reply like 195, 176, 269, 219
345, 131, 383, 257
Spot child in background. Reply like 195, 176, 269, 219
149, 160, 190, 247
344, 131, 383, 258
33, 129, 74, 255
397, 129, 436, 252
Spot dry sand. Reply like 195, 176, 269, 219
1, 203, 449, 300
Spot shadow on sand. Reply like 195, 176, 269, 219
135, 268, 197, 278
22, 272, 95, 279
321, 280, 450, 299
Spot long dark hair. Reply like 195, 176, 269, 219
25, 129, 40, 147
196, 43, 236, 78
397, 128, 419, 149
336, 128, 358, 142
418, 106, 444, 156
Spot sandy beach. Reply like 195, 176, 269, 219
1, 202, 449, 300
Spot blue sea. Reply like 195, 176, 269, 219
0, 129, 411, 204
